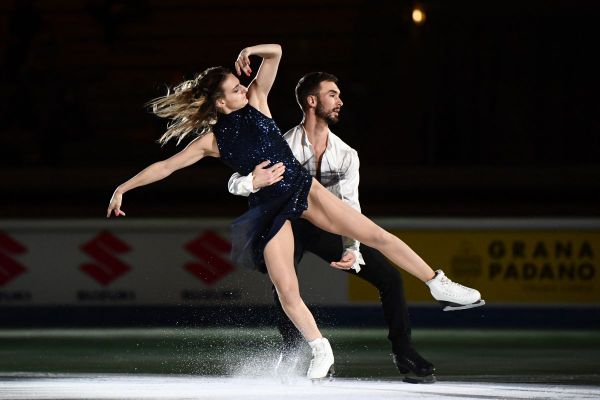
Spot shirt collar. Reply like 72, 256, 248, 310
300, 124, 334, 152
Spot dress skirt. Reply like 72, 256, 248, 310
230, 176, 313, 274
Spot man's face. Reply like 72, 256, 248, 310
314, 81, 343, 125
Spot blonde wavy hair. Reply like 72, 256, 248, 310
148, 66, 232, 145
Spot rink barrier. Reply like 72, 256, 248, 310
0, 218, 598, 327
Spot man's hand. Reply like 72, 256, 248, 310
330, 251, 356, 270
252, 160, 285, 190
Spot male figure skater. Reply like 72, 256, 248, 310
228, 72, 437, 383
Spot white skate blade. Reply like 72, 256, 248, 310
441, 299, 486, 312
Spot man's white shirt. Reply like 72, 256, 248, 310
227, 124, 365, 272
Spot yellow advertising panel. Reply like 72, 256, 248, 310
349, 230, 599, 305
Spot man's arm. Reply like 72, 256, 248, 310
338, 149, 365, 271
227, 172, 255, 197
227, 161, 286, 197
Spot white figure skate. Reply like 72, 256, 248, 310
306, 338, 335, 380
426, 270, 485, 311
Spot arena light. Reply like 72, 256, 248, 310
412, 6, 426, 25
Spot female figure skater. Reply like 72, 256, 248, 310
106, 44, 484, 380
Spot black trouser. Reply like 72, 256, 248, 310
273, 219, 413, 354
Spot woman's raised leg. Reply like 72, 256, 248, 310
301, 179, 435, 282
301, 179, 484, 310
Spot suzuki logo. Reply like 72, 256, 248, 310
0, 232, 27, 286
80, 231, 131, 286
185, 231, 234, 285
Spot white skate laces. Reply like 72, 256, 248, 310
306, 338, 335, 380
426, 269, 485, 311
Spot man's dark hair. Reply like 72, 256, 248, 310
295, 72, 339, 111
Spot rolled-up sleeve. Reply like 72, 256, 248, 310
339, 149, 365, 272
227, 172, 258, 197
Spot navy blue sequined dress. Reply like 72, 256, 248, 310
213, 104, 313, 273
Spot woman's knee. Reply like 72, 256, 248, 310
366, 227, 395, 249
274, 281, 302, 306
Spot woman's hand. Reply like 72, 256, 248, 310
235, 47, 252, 77
106, 189, 126, 218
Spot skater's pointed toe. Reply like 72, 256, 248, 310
392, 347, 436, 383
426, 269, 485, 311
393, 354, 435, 376
468, 288, 482, 303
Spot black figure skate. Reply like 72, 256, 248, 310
392, 347, 436, 384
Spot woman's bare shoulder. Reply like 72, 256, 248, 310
190, 132, 220, 157
247, 85, 272, 118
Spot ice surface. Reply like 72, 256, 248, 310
0, 373, 598, 400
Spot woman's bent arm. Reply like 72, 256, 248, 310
106, 133, 217, 217
236, 44, 282, 116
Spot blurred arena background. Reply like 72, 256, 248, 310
0, 0, 599, 395
1, 0, 599, 218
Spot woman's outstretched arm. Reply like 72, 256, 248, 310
235, 44, 282, 116
106, 132, 218, 217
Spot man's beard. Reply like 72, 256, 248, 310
316, 101, 339, 125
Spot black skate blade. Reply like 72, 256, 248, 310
441, 299, 486, 312
402, 374, 436, 384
